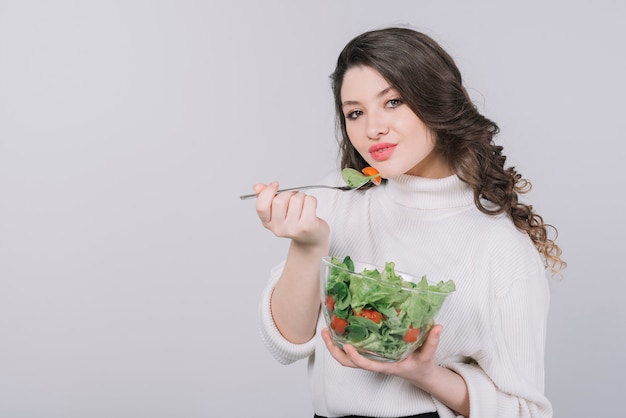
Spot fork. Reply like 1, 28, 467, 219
239, 184, 358, 200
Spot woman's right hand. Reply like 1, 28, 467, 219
254, 182, 330, 343
253, 182, 330, 247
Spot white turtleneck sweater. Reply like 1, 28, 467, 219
259, 171, 552, 418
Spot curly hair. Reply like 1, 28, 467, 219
330, 27, 566, 275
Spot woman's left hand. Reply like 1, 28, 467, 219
321, 325, 469, 416
320, 325, 443, 384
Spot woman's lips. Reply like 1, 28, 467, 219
368, 143, 397, 161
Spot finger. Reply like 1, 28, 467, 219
426, 324, 443, 344
321, 329, 356, 368
342, 344, 392, 374
284, 192, 306, 224
320, 328, 335, 347
252, 183, 267, 194
255, 182, 279, 223
269, 189, 298, 225
299, 194, 319, 221
418, 324, 443, 359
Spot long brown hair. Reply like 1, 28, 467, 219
330, 27, 566, 275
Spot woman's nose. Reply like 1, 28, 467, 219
366, 110, 389, 139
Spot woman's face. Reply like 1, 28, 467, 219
340, 66, 452, 179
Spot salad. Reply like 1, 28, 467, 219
341, 167, 382, 188
322, 255, 456, 361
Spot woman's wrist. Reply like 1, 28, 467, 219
412, 365, 470, 417
289, 237, 329, 259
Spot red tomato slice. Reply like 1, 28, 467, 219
403, 325, 421, 343
330, 315, 349, 335
324, 295, 335, 312
353, 308, 382, 324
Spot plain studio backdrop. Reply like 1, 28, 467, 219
0, 1, 624, 417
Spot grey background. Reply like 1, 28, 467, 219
1, 1, 624, 417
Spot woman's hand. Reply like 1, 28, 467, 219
321, 325, 470, 416
320, 325, 443, 382
254, 182, 329, 247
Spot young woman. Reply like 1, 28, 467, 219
250, 27, 565, 418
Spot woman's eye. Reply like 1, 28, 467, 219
345, 110, 363, 120
386, 98, 403, 108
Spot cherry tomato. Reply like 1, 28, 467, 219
330, 315, 349, 335
403, 325, 421, 343
354, 308, 382, 324
325, 295, 335, 312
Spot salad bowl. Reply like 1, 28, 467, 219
320, 256, 455, 362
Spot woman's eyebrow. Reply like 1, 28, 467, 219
341, 86, 395, 107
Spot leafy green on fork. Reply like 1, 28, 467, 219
341, 168, 382, 188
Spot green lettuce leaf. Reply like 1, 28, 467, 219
324, 256, 456, 360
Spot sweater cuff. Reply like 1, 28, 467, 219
258, 262, 316, 365
442, 361, 497, 418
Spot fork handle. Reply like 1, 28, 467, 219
239, 185, 352, 200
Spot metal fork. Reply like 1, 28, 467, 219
239, 184, 357, 200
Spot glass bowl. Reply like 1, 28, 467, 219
320, 255, 455, 362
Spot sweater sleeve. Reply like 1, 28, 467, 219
442, 264, 553, 418
258, 261, 317, 365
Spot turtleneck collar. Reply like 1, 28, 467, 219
382, 174, 475, 209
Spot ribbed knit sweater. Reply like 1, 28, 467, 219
259, 171, 552, 418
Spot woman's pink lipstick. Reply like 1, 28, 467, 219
369, 143, 397, 161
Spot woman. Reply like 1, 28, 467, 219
251, 27, 565, 418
